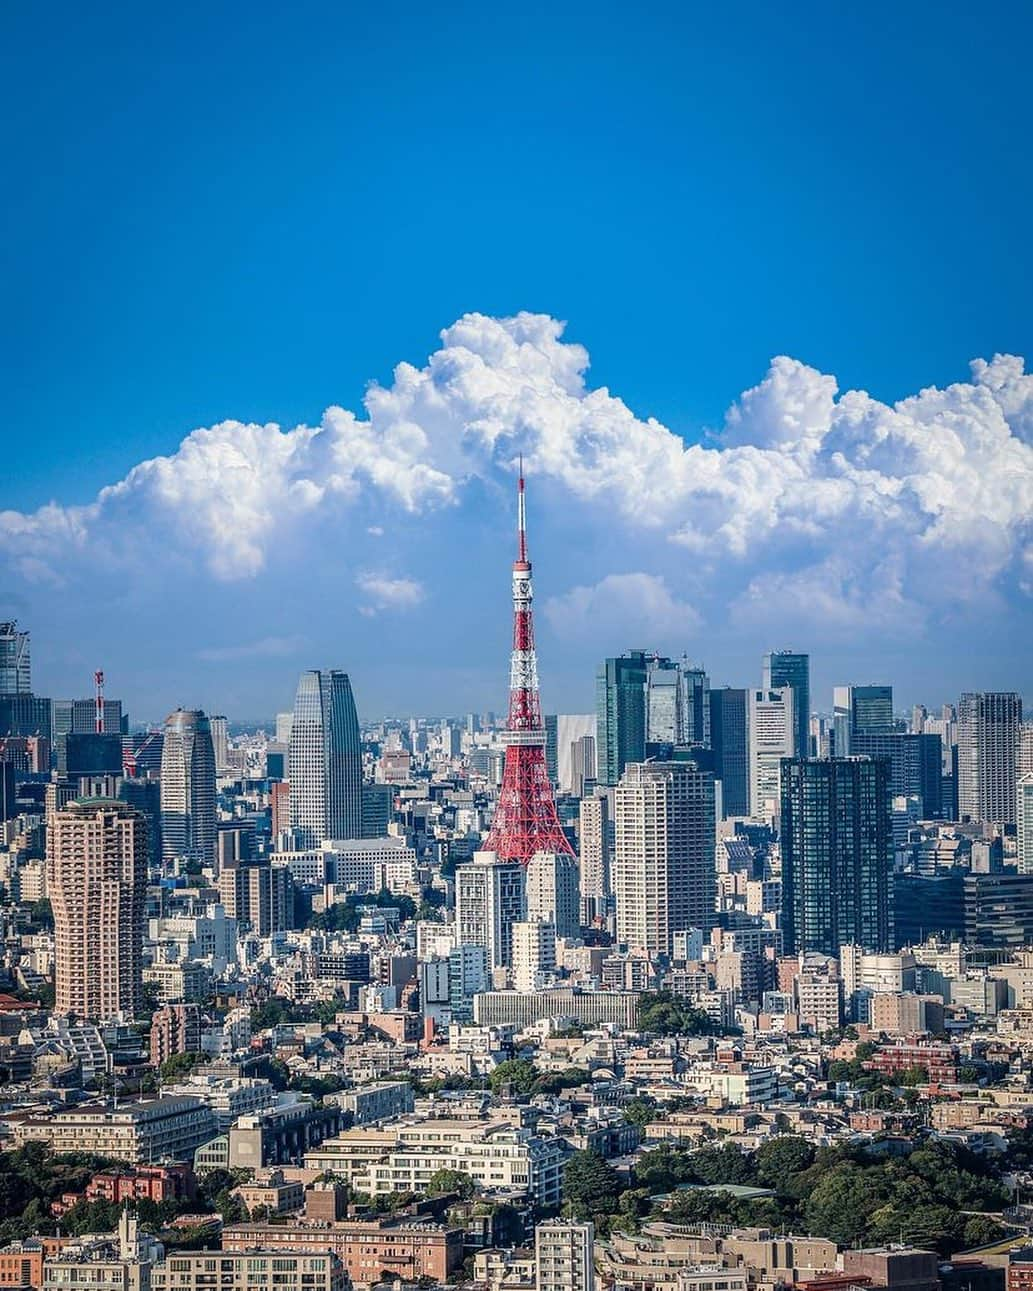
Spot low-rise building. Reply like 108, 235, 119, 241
328, 1080, 414, 1126
221, 1216, 463, 1286
304, 1118, 564, 1207
151, 1250, 346, 1291
9, 1098, 217, 1165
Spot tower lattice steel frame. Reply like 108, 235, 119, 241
483, 470, 576, 864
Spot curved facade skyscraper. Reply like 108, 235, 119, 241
160, 709, 217, 865
289, 670, 362, 847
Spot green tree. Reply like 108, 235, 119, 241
563, 1150, 622, 1219
426, 1169, 476, 1199
61, 1198, 122, 1236
900, 1065, 929, 1086
963, 1215, 1005, 1248
637, 991, 721, 1037
159, 1051, 205, 1081
690, 1143, 754, 1186
488, 1059, 538, 1095
755, 1136, 815, 1189
634, 1144, 696, 1194
623, 1097, 658, 1129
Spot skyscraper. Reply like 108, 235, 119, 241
455, 850, 527, 970
526, 849, 580, 938
160, 709, 217, 866
748, 688, 795, 821
1019, 723, 1033, 781
614, 760, 716, 956
780, 757, 892, 956
289, 670, 363, 847
710, 687, 749, 818
554, 714, 596, 795
484, 473, 575, 864
849, 731, 943, 818
0, 621, 31, 694
209, 715, 229, 774
596, 651, 649, 785
680, 662, 710, 747
578, 787, 613, 924
48, 798, 147, 1020
762, 651, 810, 758
957, 692, 1023, 828
646, 657, 681, 745
832, 685, 894, 756
1018, 775, 1033, 875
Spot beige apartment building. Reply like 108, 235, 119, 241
48, 799, 147, 1021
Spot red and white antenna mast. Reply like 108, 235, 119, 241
483, 464, 575, 864
94, 670, 105, 733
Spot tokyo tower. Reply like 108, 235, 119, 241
483, 468, 576, 865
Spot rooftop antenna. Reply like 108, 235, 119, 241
94, 670, 105, 733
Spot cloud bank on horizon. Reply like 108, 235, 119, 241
1, 312, 1031, 711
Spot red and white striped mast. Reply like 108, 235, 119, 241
484, 464, 575, 864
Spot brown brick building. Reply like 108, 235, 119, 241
221, 1216, 464, 1285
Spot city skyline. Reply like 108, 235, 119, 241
4, 8, 1033, 1281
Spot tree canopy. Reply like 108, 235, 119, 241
563, 1150, 621, 1220
636, 991, 722, 1037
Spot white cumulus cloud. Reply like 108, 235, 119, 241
544, 573, 700, 643
356, 573, 426, 615
1, 312, 1030, 642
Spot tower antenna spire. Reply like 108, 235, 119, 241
483, 467, 574, 864
517, 455, 527, 564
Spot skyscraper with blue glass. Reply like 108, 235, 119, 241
763, 650, 810, 758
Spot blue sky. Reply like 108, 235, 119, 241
2, 2, 1031, 721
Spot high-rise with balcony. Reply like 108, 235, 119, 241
160, 709, 217, 866
614, 760, 716, 956
48, 798, 147, 1020
1018, 775, 1033, 874
957, 692, 1023, 828
455, 850, 527, 970
289, 670, 363, 847
578, 787, 613, 924
536, 1220, 595, 1291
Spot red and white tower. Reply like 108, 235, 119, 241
484, 470, 576, 865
